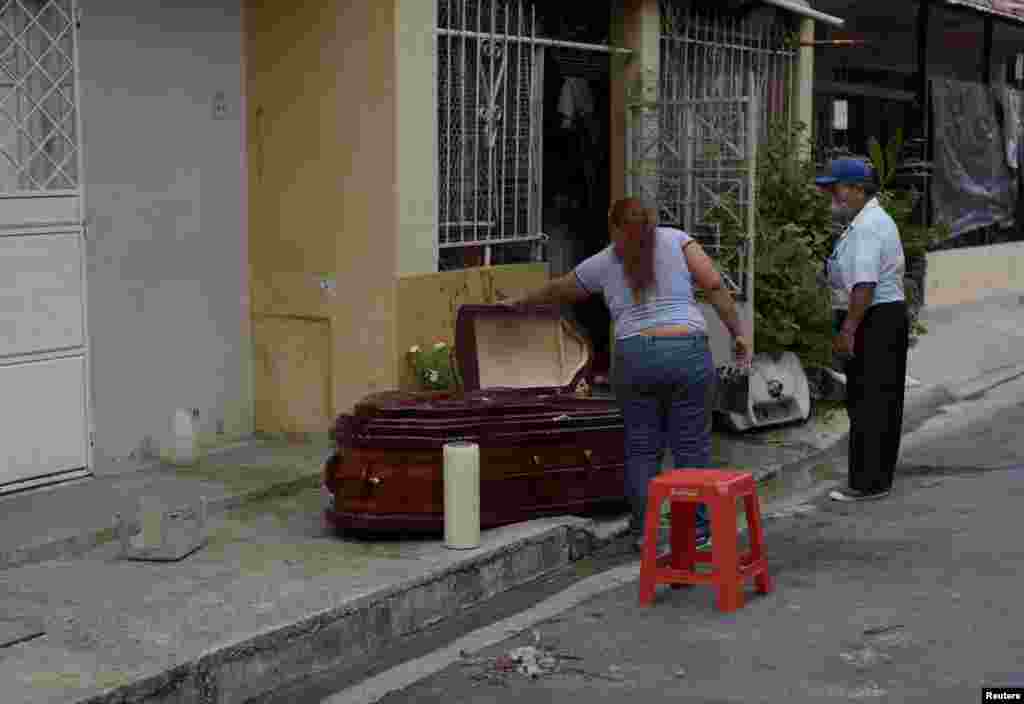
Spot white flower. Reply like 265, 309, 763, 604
409, 345, 421, 354
427, 369, 440, 383
434, 341, 447, 349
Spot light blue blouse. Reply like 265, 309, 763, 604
827, 198, 906, 308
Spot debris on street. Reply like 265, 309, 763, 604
458, 640, 623, 685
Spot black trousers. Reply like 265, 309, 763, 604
835, 302, 910, 493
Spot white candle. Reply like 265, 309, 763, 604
443, 442, 481, 550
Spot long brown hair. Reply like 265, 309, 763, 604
609, 197, 657, 302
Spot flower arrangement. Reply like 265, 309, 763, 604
407, 341, 461, 392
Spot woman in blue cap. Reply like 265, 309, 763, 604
817, 157, 910, 501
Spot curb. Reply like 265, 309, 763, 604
944, 361, 1024, 402
62, 444, 839, 704
320, 458, 866, 704
52, 458, 807, 704
73, 518, 622, 704
0, 474, 322, 572
18, 361, 1024, 704
17, 355, 1019, 576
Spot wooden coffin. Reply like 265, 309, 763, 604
323, 304, 627, 535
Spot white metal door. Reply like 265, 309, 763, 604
0, 0, 89, 492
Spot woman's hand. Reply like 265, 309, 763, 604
499, 297, 527, 310
733, 335, 752, 366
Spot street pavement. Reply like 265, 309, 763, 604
909, 293, 1024, 390
336, 375, 1024, 704
0, 294, 1020, 704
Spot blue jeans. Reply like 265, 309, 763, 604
612, 333, 716, 536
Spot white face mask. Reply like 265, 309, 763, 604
830, 190, 856, 224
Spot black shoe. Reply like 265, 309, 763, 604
829, 487, 891, 502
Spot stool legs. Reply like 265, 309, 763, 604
744, 493, 773, 595
639, 480, 772, 611
638, 490, 664, 607
670, 501, 697, 582
710, 497, 744, 613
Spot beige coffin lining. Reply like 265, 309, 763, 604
473, 316, 587, 390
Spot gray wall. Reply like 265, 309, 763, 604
78, 0, 252, 471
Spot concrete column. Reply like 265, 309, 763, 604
395, 0, 438, 276
609, 0, 659, 378
610, 0, 660, 205
793, 16, 815, 156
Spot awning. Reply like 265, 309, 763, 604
758, 0, 846, 28
944, 0, 1024, 23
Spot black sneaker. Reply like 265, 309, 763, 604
829, 487, 891, 502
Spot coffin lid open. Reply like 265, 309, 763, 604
455, 304, 592, 394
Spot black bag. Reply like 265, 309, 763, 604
715, 364, 750, 415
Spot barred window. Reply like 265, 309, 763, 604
436, 0, 542, 261
0, 0, 80, 192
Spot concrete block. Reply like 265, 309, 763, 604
117, 497, 209, 562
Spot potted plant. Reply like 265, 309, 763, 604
407, 341, 462, 392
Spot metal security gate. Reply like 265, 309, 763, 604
435, 0, 629, 268
645, 0, 797, 288
436, 0, 541, 267
629, 1, 798, 333
0, 0, 90, 492
630, 88, 759, 363
628, 1, 811, 431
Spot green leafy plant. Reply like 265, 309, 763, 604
868, 128, 903, 191
621, 73, 949, 365
407, 342, 461, 392
703, 119, 836, 370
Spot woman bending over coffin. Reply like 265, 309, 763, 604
505, 197, 751, 550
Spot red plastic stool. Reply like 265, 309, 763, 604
638, 469, 772, 612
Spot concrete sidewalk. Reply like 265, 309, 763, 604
1, 296, 1020, 704
0, 370, 1003, 704
0, 438, 333, 571
0, 404, 851, 704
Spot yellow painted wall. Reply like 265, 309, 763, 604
926, 242, 1024, 307
395, 265, 549, 390
246, 0, 400, 433
395, 0, 438, 277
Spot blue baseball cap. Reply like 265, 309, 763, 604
815, 158, 875, 187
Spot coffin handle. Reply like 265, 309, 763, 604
323, 452, 340, 493
582, 449, 594, 467
361, 463, 382, 487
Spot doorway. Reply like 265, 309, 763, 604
0, 0, 91, 493
540, 47, 612, 381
